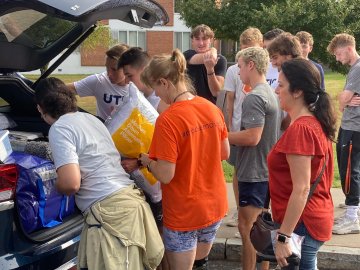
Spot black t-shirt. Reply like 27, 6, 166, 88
184, 49, 227, 104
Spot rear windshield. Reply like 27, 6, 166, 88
0, 9, 76, 49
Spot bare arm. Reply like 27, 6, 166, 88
187, 47, 217, 65
279, 154, 311, 235
207, 74, 224, 97
339, 90, 355, 111
228, 126, 264, 146
204, 49, 224, 96
55, 163, 81, 196
225, 91, 235, 130
188, 48, 224, 96
275, 154, 311, 266
221, 138, 230, 160
139, 154, 175, 184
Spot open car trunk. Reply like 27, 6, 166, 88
0, 1, 168, 268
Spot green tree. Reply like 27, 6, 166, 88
178, 0, 360, 73
81, 21, 116, 52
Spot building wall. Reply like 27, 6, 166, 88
157, 0, 174, 26
146, 31, 174, 56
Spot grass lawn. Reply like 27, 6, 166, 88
25, 72, 345, 187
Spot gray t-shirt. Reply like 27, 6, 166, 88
235, 83, 281, 182
342, 59, 360, 132
49, 112, 133, 213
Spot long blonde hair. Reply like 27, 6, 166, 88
141, 49, 196, 95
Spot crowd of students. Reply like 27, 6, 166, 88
33, 23, 360, 270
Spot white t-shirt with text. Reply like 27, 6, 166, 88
266, 65, 279, 90
74, 72, 130, 120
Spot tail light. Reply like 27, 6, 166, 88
0, 164, 18, 202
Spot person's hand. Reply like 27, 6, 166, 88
121, 158, 138, 173
138, 153, 151, 167
348, 95, 360, 107
209, 47, 218, 59
275, 241, 292, 268
203, 48, 218, 72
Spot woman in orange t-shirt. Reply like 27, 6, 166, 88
268, 58, 336, 269
139, 49, 229, 270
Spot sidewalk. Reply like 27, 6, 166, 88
209, 183, 360, 270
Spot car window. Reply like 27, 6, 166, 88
0, 9, 76, 48
0, 97, 9, 106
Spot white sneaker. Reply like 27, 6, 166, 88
337, 204, 360, 216
332, 217, 360, 235
334, 211, 346, 225
225, 212, 238, 227
234, 231, 241, 238
338, 202, 360, 208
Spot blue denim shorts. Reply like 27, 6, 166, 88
163, 220, 222, 252
238, 181, 268, 208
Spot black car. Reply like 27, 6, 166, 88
0, 1, 168, 269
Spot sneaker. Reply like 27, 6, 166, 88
338, 202, 360, 208
225, 212, 238, 227
234, 231, 241, 238
332, 217, 360, 235
334, 211, 346, 225
337, 204, 360, 217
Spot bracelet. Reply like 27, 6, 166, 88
207, 72, 215, 76
147, 160, 153, 172
278, 232, 291, 238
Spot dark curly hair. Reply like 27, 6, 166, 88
35, 77, 77, 119
281, 58, 337, 141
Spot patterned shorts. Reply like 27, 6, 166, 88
163, 220, 222, 252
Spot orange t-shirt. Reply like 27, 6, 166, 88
149, 96, 228, 231
243, 84, 252, 93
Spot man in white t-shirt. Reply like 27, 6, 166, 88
118, 47, 168, 114
117, 47, 168, 175
263, 28, 284, 90
67, 44, 130, 121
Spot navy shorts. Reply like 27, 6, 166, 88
238, 181, 268, 208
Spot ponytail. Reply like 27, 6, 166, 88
141, 49, 196, 95
281, 59, 337, 141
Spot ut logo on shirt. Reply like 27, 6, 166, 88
103, 94, 125, 105
267, 78, 277, 85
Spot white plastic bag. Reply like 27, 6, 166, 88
271, 230, 305, 259
105, 84, 161, 202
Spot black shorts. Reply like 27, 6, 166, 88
238, 181, 268, 208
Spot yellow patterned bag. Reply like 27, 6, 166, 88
105, 85, 161, 202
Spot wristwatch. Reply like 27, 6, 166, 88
277, 232, 290, 244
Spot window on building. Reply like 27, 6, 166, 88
174, 32, 191, 52
111, 30, 146, 49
